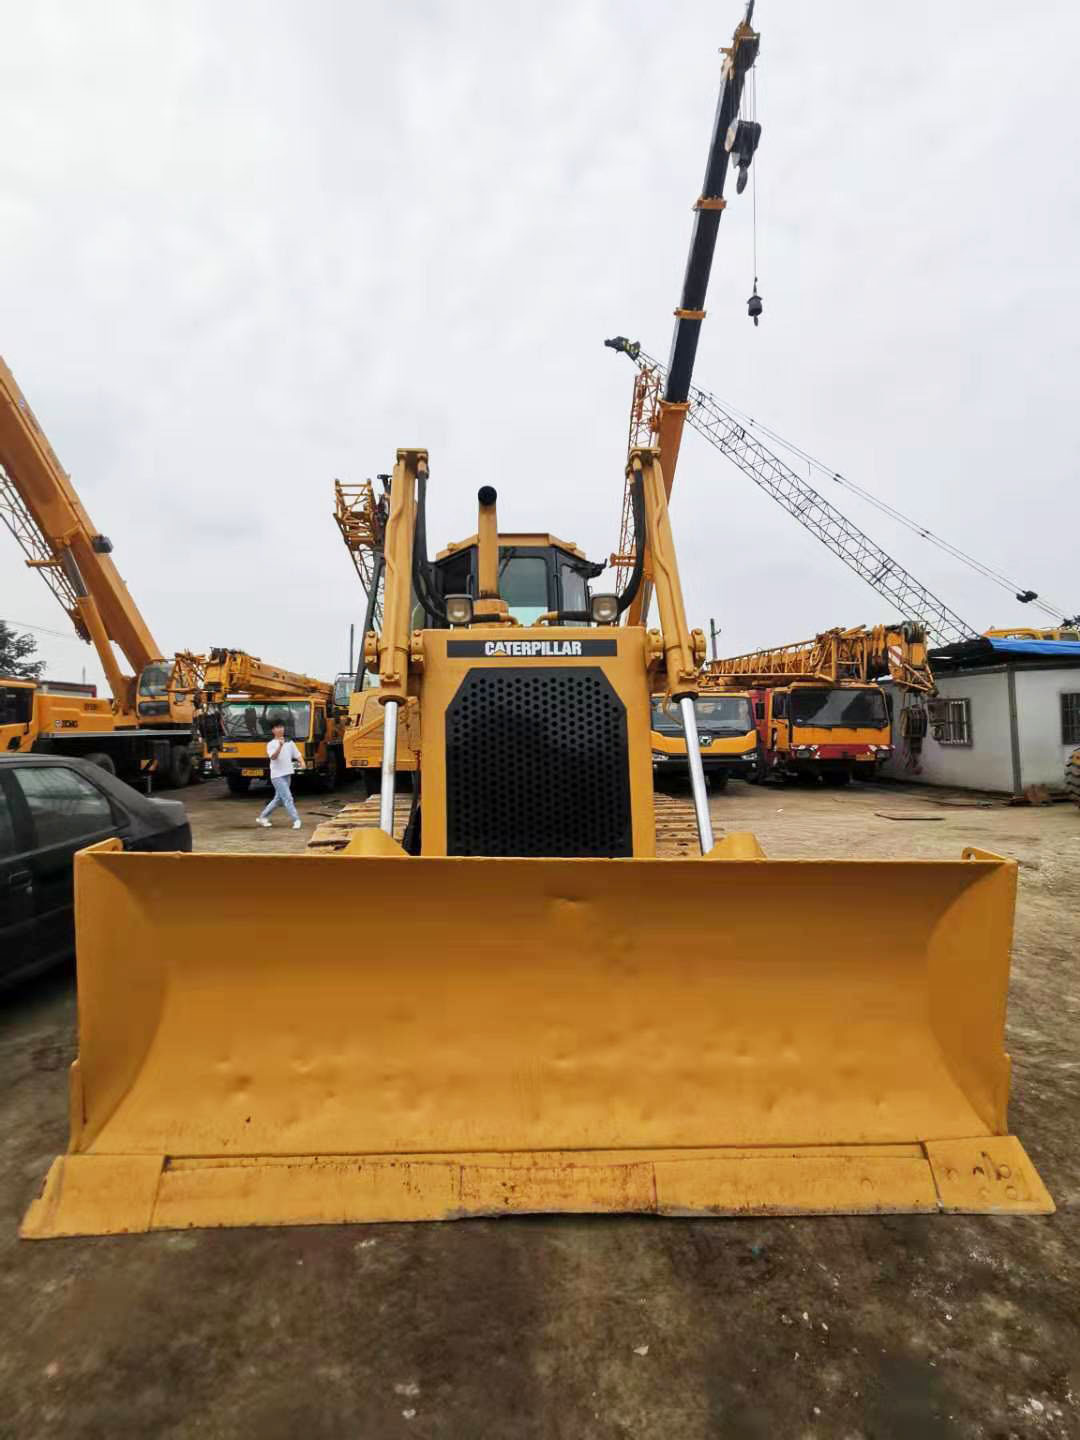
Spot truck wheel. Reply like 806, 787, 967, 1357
169, 748, 194, 788
1067, 749, 1080, 808
316, 749, 342, 793
84, 751, 117, 776
226, 774, 252, 795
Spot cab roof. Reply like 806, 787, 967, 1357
436, 532, 586, 561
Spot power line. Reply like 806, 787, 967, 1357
4, 618, 88, 643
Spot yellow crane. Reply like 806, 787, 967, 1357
0, 356, 204, 786
193, 649, 348, 794
332, 476, 420, 785
704, 623, 933, 783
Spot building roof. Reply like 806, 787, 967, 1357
930, 636, 1080, 670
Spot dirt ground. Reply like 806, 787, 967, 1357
1, 775, 1077, 1439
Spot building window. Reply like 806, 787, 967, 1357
1063, 693, 1080, 746
935, 698, 972, 747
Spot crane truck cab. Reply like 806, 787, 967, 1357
1, 675, 202, 787
216, 694, 346, 794
757, 682, 891, 785
649, 691, 758, 787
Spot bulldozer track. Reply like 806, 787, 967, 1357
307, 793, 413, 851
653, 789, 703, 856
310, 789, 702, 856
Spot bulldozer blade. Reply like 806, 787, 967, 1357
22, 840, 1052, 1237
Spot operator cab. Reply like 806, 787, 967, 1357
419, 533, 605, 627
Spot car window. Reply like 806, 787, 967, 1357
0, 783, 15, 857
12, 767, 115, 849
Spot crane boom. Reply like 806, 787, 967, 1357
333, 479, 386, 629
607, 4, 760, 626
618, 351, 976, 647
200, 649, 332, 704
705, 623, 936, 694
0, 356, 163, 706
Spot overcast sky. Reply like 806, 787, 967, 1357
3, 0, 1078, 691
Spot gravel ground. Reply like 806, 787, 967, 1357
1, 776, 1076, 1440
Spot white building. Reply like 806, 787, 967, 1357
879, 637, 1080, 795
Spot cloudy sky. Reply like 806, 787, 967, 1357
3, 0, 1078, 691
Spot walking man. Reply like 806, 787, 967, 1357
256, 718, 305, 829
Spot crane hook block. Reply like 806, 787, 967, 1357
725, 119, 762, 195
747, 287, 763, 326
1015, 590, 1037, 604
604, 336, 641, 360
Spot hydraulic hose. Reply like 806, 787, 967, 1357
411, 466, 448, 626
615, 470, 646, 616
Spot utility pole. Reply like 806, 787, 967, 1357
348, 623, 354, 675
709, 618, 721, 661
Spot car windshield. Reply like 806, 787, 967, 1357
138, 663, 171, 696
220, 701, 312, 740
789, 687, 889, 729
651, 696, 753, 735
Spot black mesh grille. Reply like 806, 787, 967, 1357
445, 666, 632, 857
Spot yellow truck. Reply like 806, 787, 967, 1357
649, 691, 759, 786
706, 624, 934, 785
200, 650, 347, 794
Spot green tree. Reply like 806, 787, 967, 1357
0, 620, 46, 680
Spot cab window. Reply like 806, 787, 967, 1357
559, 563, 588, 616
220, 701, 313, 740
12, 767, 114, 849
138, 663, 171, 696
0, 686, 34, 727
498, 555, 549, 624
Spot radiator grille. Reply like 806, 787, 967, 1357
445, 666, 632, 857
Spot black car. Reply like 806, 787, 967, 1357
0, 754, 191, 986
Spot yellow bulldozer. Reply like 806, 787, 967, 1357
22, 447, 1052, 1237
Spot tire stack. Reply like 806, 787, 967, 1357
1067, 749, 1080, 809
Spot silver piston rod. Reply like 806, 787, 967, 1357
679, 695, 715, 854
379, 699, 399, 835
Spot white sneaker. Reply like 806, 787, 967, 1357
292, 819, 302, 830
255, 817, 272, 828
